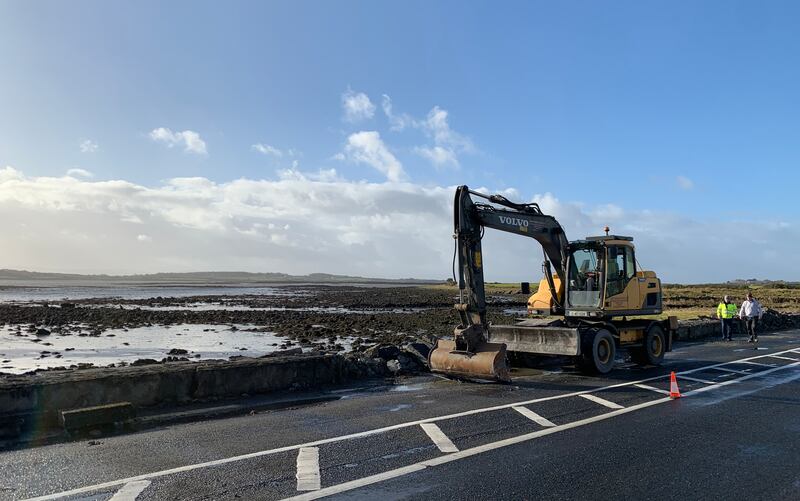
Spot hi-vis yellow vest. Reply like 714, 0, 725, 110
717, 302, 737, 319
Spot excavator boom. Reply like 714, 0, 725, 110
429, 186, 570, 381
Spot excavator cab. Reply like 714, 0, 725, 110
529, 237, 663, 318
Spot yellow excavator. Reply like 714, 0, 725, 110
429, 185, 676, 381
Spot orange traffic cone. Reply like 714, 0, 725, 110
669, 371, 681, 399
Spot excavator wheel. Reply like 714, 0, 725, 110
639, 324, 666, 366
577, 328, 616, 374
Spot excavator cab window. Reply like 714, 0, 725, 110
567, 246, 601, 308
606, 245, 636, 297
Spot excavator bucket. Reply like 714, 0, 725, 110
428, 339, 510, 382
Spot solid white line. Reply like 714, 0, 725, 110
24, 345, 800, 501
296, 447, 321, 491
710, 367, 751, 376
420, 423, 458, 453
684, 361, 800, 396
108, 481, 150, 501
579, 393, 624, 409
740, 360, 777, 368
679, 376, 717, 385
633, 383, 670, 395
512, 406, 556, 427
766, 355, 800, 362
284, 397, 671, 501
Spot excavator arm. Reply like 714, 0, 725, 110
453, 186, 569, 350
429, 186, 570, 381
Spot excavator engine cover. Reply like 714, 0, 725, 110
429, 339, 510, 382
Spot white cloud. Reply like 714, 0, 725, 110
381, 95, 414, 131
66, 168, 94, 179
149, 127, 207, 155
414, 146, 459, 169
677, 175, 694, 190
1, 167, 798, 282
341, 89, 376, 122
341, 131, 407, 182
381, 96, 475, 168
251, 143, 283, 157
80, 140, 98, 153
421, 106, 474, 154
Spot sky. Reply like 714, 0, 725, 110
1, 1, 799, 283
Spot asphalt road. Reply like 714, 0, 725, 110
2, 331, 800, 501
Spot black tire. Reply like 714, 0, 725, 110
642, 324, 666, 365
578, 329, 616, 374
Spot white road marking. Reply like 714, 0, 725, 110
679, 375, 716, 384
684, 361, 800, 396
766, 355, 800, 362
296, 447, 321, 491
710, 367, 750, 376
286, 361, 800, 501
420, 423, 459, 453
284, 398, 670, 501
23, 346, 800, 501
633, 383, 670, 395
579, 393, 624, 409
109, 481, 150, 501
740, 360, 776, 367
512, 406, 556, 427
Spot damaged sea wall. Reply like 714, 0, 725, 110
0, 353, 386, 438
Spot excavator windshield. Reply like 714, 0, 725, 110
567, 246, 602, 308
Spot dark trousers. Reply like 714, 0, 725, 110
744, 317, 758, 340
720, 318, 733, 340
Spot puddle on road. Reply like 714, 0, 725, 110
0, 324, 356, 375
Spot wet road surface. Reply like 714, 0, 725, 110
2, 331, 800, 501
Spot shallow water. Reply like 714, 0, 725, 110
0, 323, 354, 375
0, 285, 303, 302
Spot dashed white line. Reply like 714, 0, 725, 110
284, 397, 670, 501
420, 423, 459, 453
579, 393, 624, 409
679, 375, 717, 384
296, 447, 321, 491
513, 406, 556, 427
109, 481, 151, 501
22, 346, 800, 501
633, 383, 670, 395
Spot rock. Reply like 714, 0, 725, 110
131, 358, 159, 366
386, 359, 402, 374
167, 348, 189, 355
260, 348, 303, 358
364, 343, 401, 361
36, 328, 51, 336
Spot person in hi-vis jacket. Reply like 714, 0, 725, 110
716, 295, 737, 341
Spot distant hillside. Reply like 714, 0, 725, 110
0, 269, 441, 286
